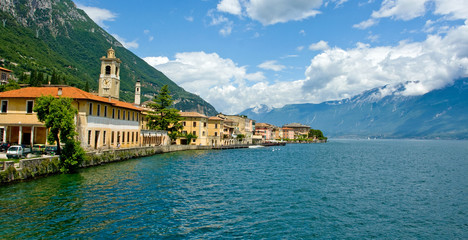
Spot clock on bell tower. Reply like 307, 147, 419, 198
98, 47, 122, 99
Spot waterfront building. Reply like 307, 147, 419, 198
216, 114, 255, 144
0, 48, 169, 150
254, 123, 275, 141
0, 86, 143, 150
177, 111, 209, 145
282, 123, 311, 139
208, 116, 224, 146
0, 67, 12, 85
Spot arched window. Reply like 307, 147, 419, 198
105, 66, 111, 75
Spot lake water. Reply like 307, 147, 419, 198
1, 140, 467, 239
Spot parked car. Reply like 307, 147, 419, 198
6, 145, 31, 159
32, 144, 46, 154
45, 145, 58, 155
0, 142, 11, 152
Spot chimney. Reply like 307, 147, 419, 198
58, 87, 62, 96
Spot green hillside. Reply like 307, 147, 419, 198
0, 0, 217, 116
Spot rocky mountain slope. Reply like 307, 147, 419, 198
241, 79, 468, 139
0, 0, 218, 116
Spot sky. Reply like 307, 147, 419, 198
74, 0, 468, 114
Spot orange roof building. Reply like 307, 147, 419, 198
0, 86, 146, 150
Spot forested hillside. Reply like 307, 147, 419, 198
0, 0, 217, 116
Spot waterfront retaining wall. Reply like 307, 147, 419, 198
1, 145, 212, 185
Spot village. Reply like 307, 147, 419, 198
0, 48, 324, 160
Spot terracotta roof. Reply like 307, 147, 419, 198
283, 123, 310, 128
208, 116, 224, 121
0, 86, 141, 111
179, 111, 208, 118
0, 67, 12, 72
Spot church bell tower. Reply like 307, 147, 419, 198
98, 47, 122, 99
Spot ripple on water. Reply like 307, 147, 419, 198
0, 140, 467, 239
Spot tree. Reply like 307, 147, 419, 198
184, 133, 198, 145
146, 85, 184, 136
34, 96, 84, 172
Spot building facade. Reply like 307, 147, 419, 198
0, 67, 12, 85
176, 111, 209, 145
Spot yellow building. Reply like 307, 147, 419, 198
176, 111, 209, 145
0, 86, 143, 150
208, 116, 224, 146
0, 48, 170, 150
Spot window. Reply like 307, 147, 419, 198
88, 130, 92, 145
136, 132, 138, 142
132, 112, 135, 121
127, 132, 130, 143
215, 132, 218, 137
123, 111, 126, 120
1, 73, 6, 80
122, 131, 125, 143
132, 132, 134, 143
118, 109, 120, 119
204, 122, 207, 127
193, 122, 197, 127
128, 111, 130, 121
182, 131, 187, 135
183, 122, 186, 126
193, 139, 196, 143
105, 66, 111, 75
215, 124, 218, 129
193, 131, 196, 135
103, 131, 106, 145
26, 100, 34, 113
97, 104, 101, 117
202, 131, 205, 136
89, 103, 93, 115
1, 100, 7, 113
117, 132, 121, 143
104, 106, 108, 117
112, 108, 115, 119
111, 131, 115, 144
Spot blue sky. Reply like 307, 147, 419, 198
74, 0, 468, 114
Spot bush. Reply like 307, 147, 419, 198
60, 140, 85, 173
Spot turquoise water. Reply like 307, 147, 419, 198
1, 140, 467, 239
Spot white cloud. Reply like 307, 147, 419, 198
371, 0, 428, 21
217, 0, 242, 15
75, 4, 117, 28
142, 22, 468, 114
244, 0, 323, 25
355, 0, 468, 30
111, 34, 139, 49
353, 18, 379, 29
433, 0, 468, 20
143, 56, 170, 66
309, 40, 329, 51
208, 9, 234, 36
302, 22, 468, 101
258, 60, 286, 71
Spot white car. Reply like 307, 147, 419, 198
6, 145, 31, 159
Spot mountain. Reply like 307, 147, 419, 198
0, 0, 217, 116
241, 78, 468, 139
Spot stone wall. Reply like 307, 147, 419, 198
1, 145, 211, 184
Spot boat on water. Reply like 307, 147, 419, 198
248, 145, 265, 148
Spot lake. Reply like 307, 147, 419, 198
0, 140, 467, 239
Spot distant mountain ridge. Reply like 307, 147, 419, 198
0, 0, 218, 116
241, 78, 468, 139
